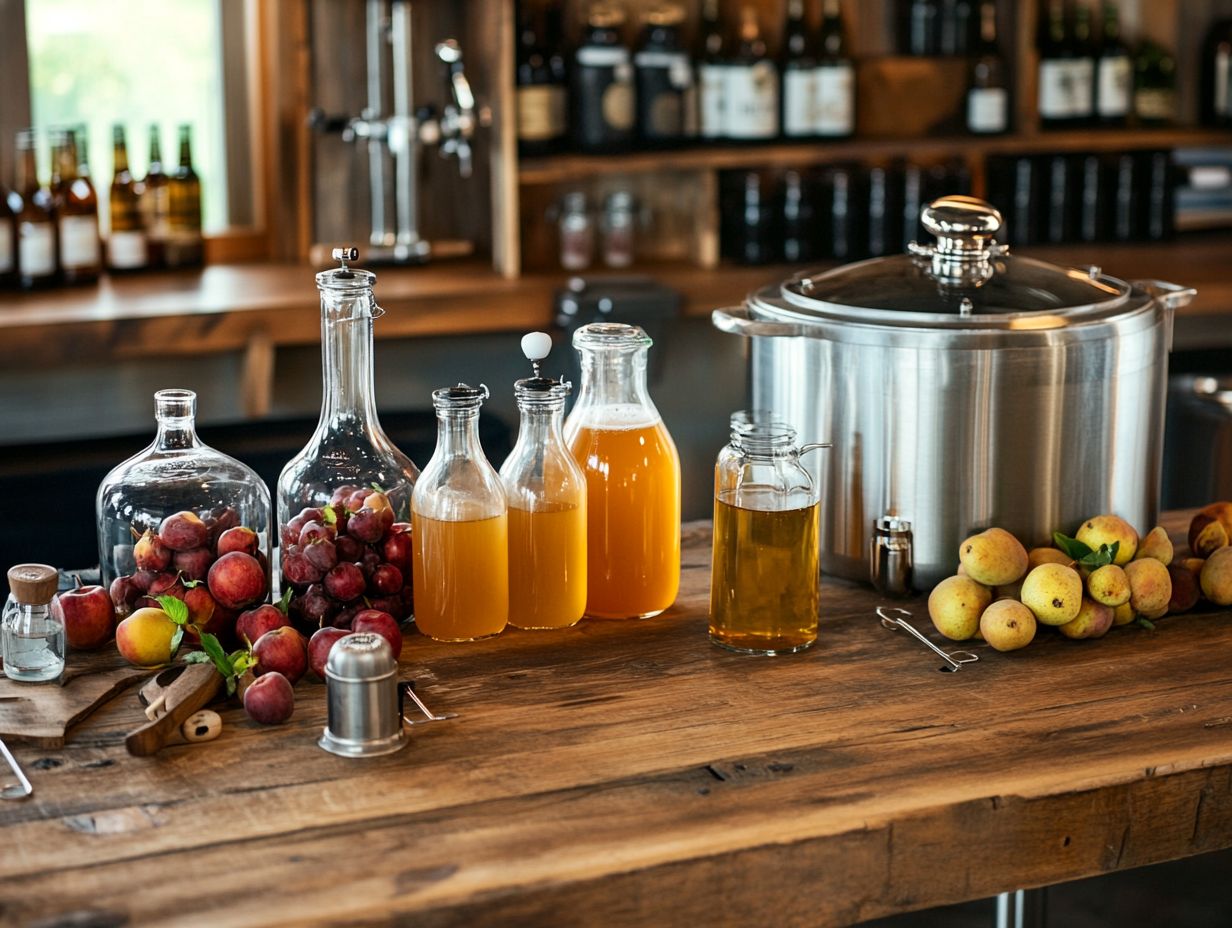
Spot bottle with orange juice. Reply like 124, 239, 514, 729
412, 384, 508, 641
499, 332, 587, 630
565, 322, 681, 619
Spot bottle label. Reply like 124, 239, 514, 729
19, 222, 54, 276
967, 87, 1008, 133
517, 85, 567, 141
59, 215, 100, 270
108, 229, 149, 269
815, 63, 854, 136
698, 64, 727, 137
0, 223, 12, 274
1068, 59, 1095, 117
576, 46, 629, 69
1097, 55, 1131, 117
782, 69, 818, 137
601, 77, 635, 131
1135, 89, 1175, 122
724, 61, 779, 139
1038, 60, 1073, 117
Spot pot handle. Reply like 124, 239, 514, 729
1133, 279, 1197, 313
711, 306, 806, 338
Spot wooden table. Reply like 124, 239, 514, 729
2, 515, 1231, 926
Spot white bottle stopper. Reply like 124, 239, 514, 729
521, 331, 553, 362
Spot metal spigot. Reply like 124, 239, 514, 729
434, 39, 475, 178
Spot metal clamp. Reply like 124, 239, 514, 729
877, 607, 979, 673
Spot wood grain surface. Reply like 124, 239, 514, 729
0, 515, 1229, 927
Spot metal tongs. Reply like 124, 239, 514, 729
0, 736, 33, 800
401, 684, 459, 727
877, 606, 979, 673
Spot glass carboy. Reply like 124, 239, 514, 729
412, 384, 509, 642
710, 413, 824, 655
96, 389, 272, 609
565, 322, 681, 619
500, 346, 587, 630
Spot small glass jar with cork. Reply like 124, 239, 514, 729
3, 564, 65, 682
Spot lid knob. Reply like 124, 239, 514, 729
916, 196, 1007, 288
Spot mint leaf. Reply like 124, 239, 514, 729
1053, 532, 1092, 561
157, 595, 190, 625
199, 631, 234, 680
321, 506, 337, 527
277, 587, 294, 614
169, 627, 184, 655
183, 651, 212, 664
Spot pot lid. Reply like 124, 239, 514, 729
782, 196, 1133, 324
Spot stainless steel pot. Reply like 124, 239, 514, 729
713, 196, 1197, 590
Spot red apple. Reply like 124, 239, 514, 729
307, 626, 349, 680
237, 603, 290, 647
252, 626, 308, 684
242, 671, 294, 724
207, 552, 267, 610
216, 526, 260, 557
172, 547, 214, 582
134, 530, 171, 572
352, 609, 402, 659
109, 575, 142, 614
52, 578, 116, 650
159, 511, 209, 551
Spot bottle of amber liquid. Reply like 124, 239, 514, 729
412, 384, 509, 642
565, 323, 680, 619
500, 333, 587, 630
140, 124, 170, 268
108, 125, 149, 273
15, 129, 57, 290
54, 128, 101, 285
166, 124, 203, 268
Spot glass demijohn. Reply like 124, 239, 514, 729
96, 389, 272, 601
500, 334, 587, 630
565, 322, 681, 619
710, 413, 823, 655
412, 384, 509, 642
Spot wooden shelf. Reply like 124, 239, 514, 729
519, 128, 1232, 186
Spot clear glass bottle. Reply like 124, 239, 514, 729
558, 191, 594, 271
3, 564, 64, 682
600, 190, 636, 268
412, 384, 508, 641
277, 251, 419, 544
710, 414, 824, 655
565, 323, 680, 619
500, 342, 587, 630
96, 389, 272, 608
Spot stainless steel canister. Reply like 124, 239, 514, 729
319, 633, 407, 758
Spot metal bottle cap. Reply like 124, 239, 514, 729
319, 633, 408, 758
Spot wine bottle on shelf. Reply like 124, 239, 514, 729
1038, 0, 1075, 129
108, 125, 149, 273
165, 124, 203, 268
781, 170, 815, 262
1133, 40, 1176, 127
572, 3, 636, 152
15, 129, 57, 290
1095, 1, 1131, 126
724, 7, 779, 141
634, 3, 691, 146
0, 183, 17, 289
939, 0, 974, 57
907, 0, 940, 57
781, 0, 818, 140
515, 7, 568, 157
54, 128, 101, 286
722, 171, 774, 265
816, 0, 855, 139
1201, 19, 1232, 128
1142, 150, 1174, 242
695, 0, 728, 140
966, 0, 1009, 135
1069, 1, 1097, 125
141, 125, 169, 268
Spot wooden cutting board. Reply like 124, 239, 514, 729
0, 648, 154, 747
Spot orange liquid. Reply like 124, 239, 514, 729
412, 512, 509, 641
507, 503, 587, 630
568, 418, 681, 618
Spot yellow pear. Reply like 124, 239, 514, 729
927, 576, 991, 641
979, 600, 1036, 652
1058, 597, 1114, 640
1200, 547, 1232, 607
1028, 547, 1074, 570
1134, 526, 1173, 566
1086, 564, 1130, 607
958, 527, 1029, 587
1124, 557, 1172, 616
1020, 563, 1083, 626
1112, 602, 1136, 626
1076, 514, 1139, 565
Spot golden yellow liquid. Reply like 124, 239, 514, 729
709, 492, 820, 654
412, 513, 509, 641
568, 418, 681, 619
507, 503, 587, 630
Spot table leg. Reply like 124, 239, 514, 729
993, 888, 1048, 928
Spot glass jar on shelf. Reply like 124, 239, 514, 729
499, 333, 587, 630
412, 384, 508, 642
565, 322, 680, 619
96, 388, 272, 616
600, 190, 636, 268
557, 191, 594, 271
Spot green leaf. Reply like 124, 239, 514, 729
1077, 543, 1114, 570
1053, 532, 1093, 560
157, 595, 190, 625
183, 651, 212, 664
321, 506, 337, 527
231, 652, 257, 677
1136, 617, 1156, 631
169, 626, 184, 655
277, 587, 294, 614
370, 482, 384, 493
182, 578, 203, 589
199, 631, 234, 679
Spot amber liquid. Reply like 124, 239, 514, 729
568, 414, 681, 618
507, 503, 587, 629
412, 512, 509, 641
709, 491, 820, 654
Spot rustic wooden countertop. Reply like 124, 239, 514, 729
1, 512, 1230, 926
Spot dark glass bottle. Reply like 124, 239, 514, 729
1095, 1, 1131, 125
141, 125, 169, 267
967, 0, 1008, 134
695, 0, 728, 139
516, 7, 568, 156
634, 4, 690, 145
15, 129, 57, 290
780, 170, 815, 262
1069, 1, 1097, 124
1201, 19, 1232, 128
722, 171, 774, 265
816, 0, 855, 138
1133, 40, 1176, 127
907, 0, 940, 56
55, 128, 101, 285
781, 0, 817, 139
1038, 0, 1074, 129
939, 0, 974, 57
108, 125, 149, 272
724, 7, 779, 141
1076, 152, 1106, 243
0, 183, 17, 289
1141, 150, 1174, 242
166, 124, 203, 268
572, 3, 635, 152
